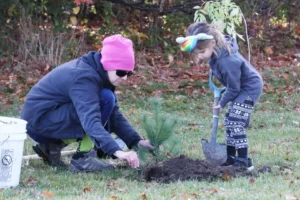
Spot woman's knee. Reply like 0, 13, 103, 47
99, 89, 115, 106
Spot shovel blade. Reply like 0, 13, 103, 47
201, 139, 227, 166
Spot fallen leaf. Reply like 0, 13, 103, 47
141, 193, 148, 200
191, 193, 199, 198
249, 150, 257, 155
21, 177, 38, 187
171, 193, 191, 200
188, 123, 199, 127
115, 187, 127, 192
222, 173, 231, 181
264, 47, 274, 56
176, 61, 185, 67
26, 77, 35, 85
128, 106, 136, 115
206, 188, 218, 195
41, 191, 54, 198
166, 152, 172, 158
6, 99, 13, 104
83, 186, 92, 193
249, 177, 255, 184
109, 196, 117, 200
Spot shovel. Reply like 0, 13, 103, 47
201, 71, 227, 166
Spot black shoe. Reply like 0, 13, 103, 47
233, 157, 254, 170
247, 158, 253, 168
32, 143, 67, 167
69, 151, 114, 173
96, 148, 109, 159
95, 137, 127, 159
221, 156, 235, 166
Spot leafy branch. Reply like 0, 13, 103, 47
193, 0, 251, 61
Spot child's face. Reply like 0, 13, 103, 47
194, 40, 215, 62
107, 70, 128, 86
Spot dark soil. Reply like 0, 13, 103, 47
142, 155, 261, 183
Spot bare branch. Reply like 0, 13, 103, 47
99, 0, 200, 14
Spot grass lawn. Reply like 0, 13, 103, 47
0, 66, 299, 200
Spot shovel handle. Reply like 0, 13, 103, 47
211, 97, 220, 144
209, 71, 226, 98
209, 71, 226, 144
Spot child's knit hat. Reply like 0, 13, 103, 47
101, 34, 135, 71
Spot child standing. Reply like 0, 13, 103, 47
176, 22, 263, 168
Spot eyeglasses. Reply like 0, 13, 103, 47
116, 70, 134, 77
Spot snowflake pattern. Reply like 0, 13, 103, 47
224, 99, 254, 149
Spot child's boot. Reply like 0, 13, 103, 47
234, 148, 254, 170
221, 155, 235, 166
233, 157, 254, 171
221, 146, 236, 166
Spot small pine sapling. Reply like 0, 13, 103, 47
138, 98, 180, 165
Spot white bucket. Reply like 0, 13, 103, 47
0, 116, 27, 188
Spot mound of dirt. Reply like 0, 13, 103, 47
142, 155, 256, 183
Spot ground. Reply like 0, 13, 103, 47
142, 155, 271, 183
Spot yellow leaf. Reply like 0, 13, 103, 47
70, 16, 78, 25
109, 196, 117, 200
73, 6, 80, 14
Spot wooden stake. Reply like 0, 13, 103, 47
22, 150, 126, 167
22, 150, 76, 161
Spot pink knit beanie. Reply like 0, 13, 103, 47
101, 34, 135, 71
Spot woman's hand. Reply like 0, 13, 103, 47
138, 140, 154, 150
113, 150, 139, 168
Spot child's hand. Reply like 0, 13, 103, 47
213, 104, 222, 112
138, 140, 154, 150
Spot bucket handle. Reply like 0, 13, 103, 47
1, 136, 10, 146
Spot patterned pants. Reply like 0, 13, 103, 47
224, 97, 254, 149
